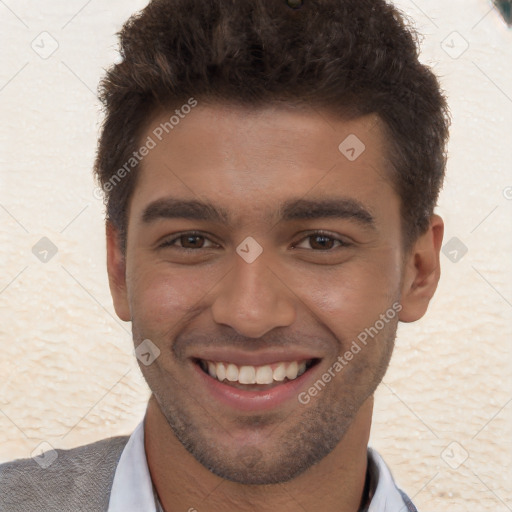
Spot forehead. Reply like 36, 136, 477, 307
130, 104, 397, 225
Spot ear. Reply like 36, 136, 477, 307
106, 221, 131, 322
399, 214, 444, 323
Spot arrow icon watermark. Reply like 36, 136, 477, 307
338, 134, 366, 161
442, 237, 468, 263
32, 237, 58, 263
135, 339, 161, 366
236, 236, 263, 264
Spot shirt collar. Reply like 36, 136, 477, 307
108, 420, 158, 512
108, 420, 415, 512
366, 447, 415, 512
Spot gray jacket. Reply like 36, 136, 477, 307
1, 436, 419, 512
0, 436, 129, 512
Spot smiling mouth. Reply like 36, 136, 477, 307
194, 358, 320, 391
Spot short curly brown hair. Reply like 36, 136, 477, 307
94, 0, 450, 253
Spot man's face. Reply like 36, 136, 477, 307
114, 105, 408, 484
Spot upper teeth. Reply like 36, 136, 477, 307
203, 360, 307, 385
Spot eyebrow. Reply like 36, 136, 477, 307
142, 198, 230, 224
280, 198, 375, 228
141, 197, 376, 229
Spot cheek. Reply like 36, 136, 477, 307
296, 252, 402, 340
126, 261, 212, 331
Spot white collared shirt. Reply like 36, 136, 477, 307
108, 420, 415, 512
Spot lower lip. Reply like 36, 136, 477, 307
192, 361, 318, 412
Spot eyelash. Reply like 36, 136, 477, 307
158, 230, 352, 251
159, 231, 219, 250
293, 230, 352, 250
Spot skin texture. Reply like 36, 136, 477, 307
106, 105, 444, 512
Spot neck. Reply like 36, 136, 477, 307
145, 395, 373, 512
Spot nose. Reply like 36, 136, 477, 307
211, 254, 296, 339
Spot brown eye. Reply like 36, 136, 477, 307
159, 232, 217, 250
309, 235, 335, 250
294, 232, 351, 251
180, 234, 206, 249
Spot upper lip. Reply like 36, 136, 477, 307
190, 349, 322, 367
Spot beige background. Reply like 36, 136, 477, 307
1, 1, 511, 510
